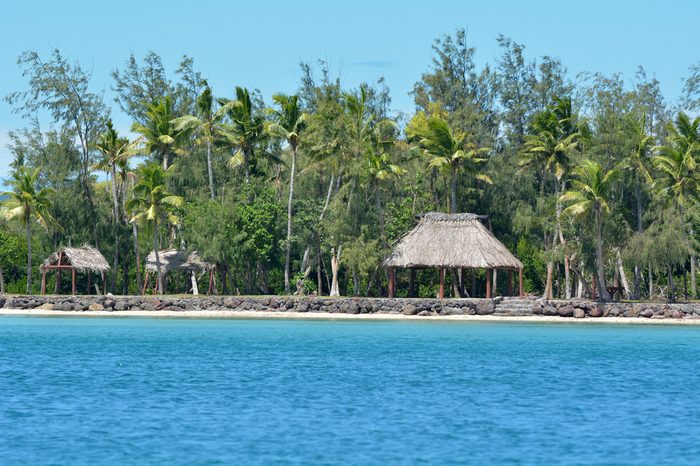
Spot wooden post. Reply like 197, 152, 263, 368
486, 268, 491, 299
101, 271, 106, 295
493, 269, 497, 297
142, 272, 149, 295
508, 270, 513, 296
519, 268, 524, 297
388, 267, 396, 298
207, 269, 214, 295
87, 271, 92, 295
71, 268, 76, 295
41, 269, 47, 295
438, 268, 445, 300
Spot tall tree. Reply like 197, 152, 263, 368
218, 87, 268, 183
412, 115, 491, 213
5, 49, 107, 245
561, 160, 619, 301
132, 96, 183, 170
127, 164, 184, 294
267, 94, 307, 293
95, 120, 139, 291
172, 82, 227, 198
2, 167, 58, 293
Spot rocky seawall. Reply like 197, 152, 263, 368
0, 295, 700, 319
2, 294, 700, 320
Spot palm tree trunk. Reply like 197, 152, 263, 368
162, 152, 169, 170
450, 167, 457, 213
284, 146, 297, 294
25, 214, 32, 294
0, 265, 4, 294
154, 218, 163, 294
111, 166, 120, 293
206, 138, 215, 199
595, 208, 611, 301
330, 246, 340, 297
633, 182, 643, 299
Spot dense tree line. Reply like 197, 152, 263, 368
2, 29, 700, 302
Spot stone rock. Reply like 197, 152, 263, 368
640, 309, 654, 318
672, 309, 683, 319
542, 305, 558, 316
588, 306, 603, 318
114, 301, 128, 311
88, 303, 104, 312
417, 310, 431, 316
573, 308, 585, 319
36, 303, 55, 310
558, 305, 575, 317
402, 304, 419, 315
102, 298, 116, 309
440, 306, 464, 316
140, 303, 155, 312
623, 308, 640, 318
475, 302, 494, 315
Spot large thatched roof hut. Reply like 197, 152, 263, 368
384, 213, 523, 299
144, 249, 214, 294
40, 245, 110, 295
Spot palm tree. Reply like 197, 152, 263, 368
620, 114, 654, 298
521, 97, 584, 299
267, 93, 307, 293
126, 164, 184, 294
560, 159, 619, 302
172, 82, 227, 198
653, 112, 700, 298
132, 96, 183, 170
414, 115, 491, 213
95, 120, 139, 291
2, 167, 58, 293
218, 87, 267, 183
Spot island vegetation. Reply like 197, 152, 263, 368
2, 29, 700, 302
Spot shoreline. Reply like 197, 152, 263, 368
3, 308, 700, 325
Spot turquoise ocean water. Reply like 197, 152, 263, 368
1, 316, 699, 465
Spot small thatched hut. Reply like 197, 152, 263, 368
384, 213, 524, 299
40, 245, 110, 295
144, 249, 214, 294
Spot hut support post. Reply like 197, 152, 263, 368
388, 267, 395, 298
101, 271, 106, 295
41, 269, 46, 295
87, 271, 91, 295
519, 268, 524, 297
438, 268, 445, 300
71, 268, 76, 295
142, 272, 149, 295
508, 270, 513, 296
486, 268, 491, 299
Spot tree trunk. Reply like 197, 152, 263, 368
352, 265, 360, 296
615, 248, 631, 299
450, 167, 458, 213
133, 223, 142, 293
26, 215, 32, 294
330, 247, 340, 297
633, 182, 643, 299
648, 263, 654, 300
111, 166, 120, 293
594, 208, 611, 301
284, 146, 297, 294
154, 217, 163, 294
162, 151, 169, 170
667, 265, 676, 303
191, 271, 199, 295
0, 266, 5, 294
692, 256, 697, 299
206, 138, 215, 199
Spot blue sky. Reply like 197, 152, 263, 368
1, 0, 698, 180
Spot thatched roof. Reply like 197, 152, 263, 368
41, 245, 110, 273
384, 212, 523, 270
146, 249, 214, 273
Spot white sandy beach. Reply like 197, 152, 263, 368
2, 308, 700, 325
